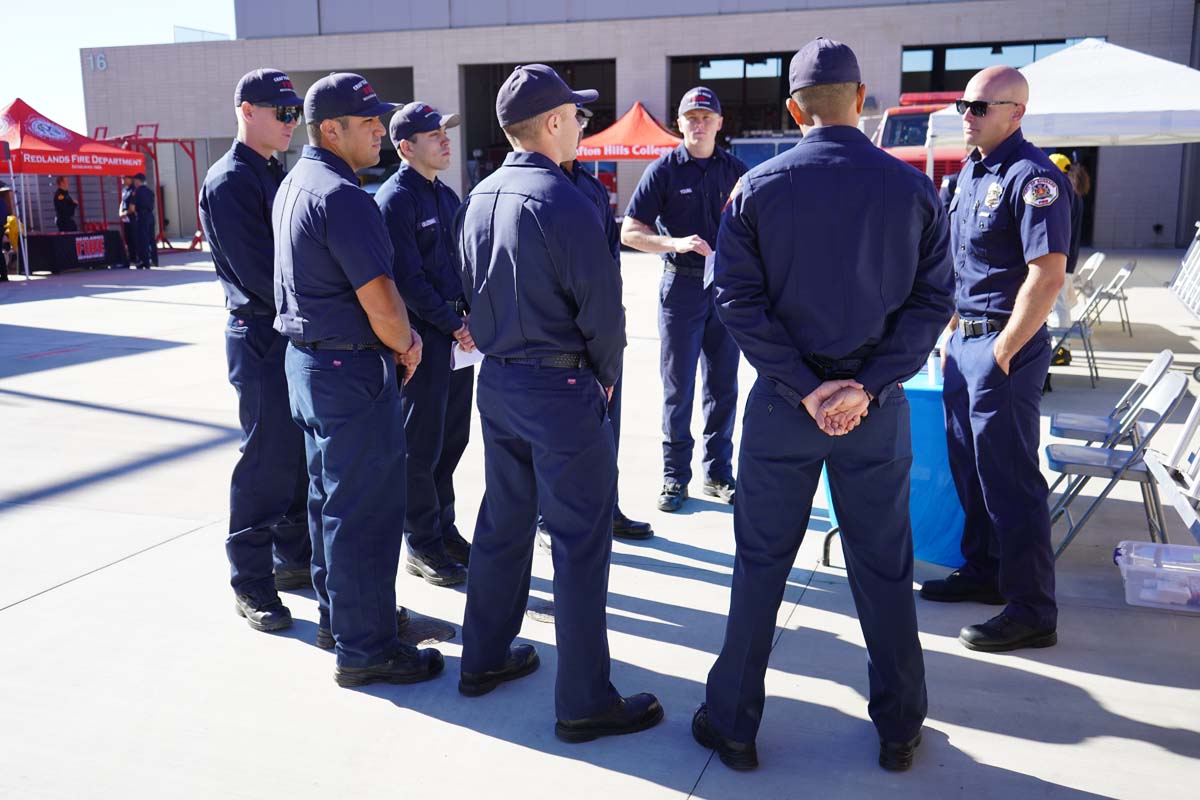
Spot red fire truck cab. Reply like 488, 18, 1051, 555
872, 91, 969, 187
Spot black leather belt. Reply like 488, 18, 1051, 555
232, 309, 274, 318
664, 263, 705, 280
804, 354, 865, 381
290, 340, 385, 351
960, 318, 1005, 338
487, 353, 591, 369
447, 297, 470, 316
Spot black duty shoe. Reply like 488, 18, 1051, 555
702, 478, 736, 504
919, 570, 1006, 605
613, 510, 654, 540
333, 645, 444, 687
691, 703, 758, 771
459, 644, 540, 697
657, 483, 688, 513
555, 692, 664, 743
405, 549, 467, 587
443, 528, 472, 566
234, 594, 293, 632
959, 613, 1057, 652
317, 606, 411, 650
273, 568, 311, 592
879, 732, 922, 772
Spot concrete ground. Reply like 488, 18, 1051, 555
0, 247, 1197, 799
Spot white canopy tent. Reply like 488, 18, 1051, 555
926, 38, 1200, 154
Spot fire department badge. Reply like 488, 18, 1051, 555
1021, 176, 1059, 207
984, 182, 1003, 208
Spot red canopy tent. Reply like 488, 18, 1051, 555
0, 99, 146, 276
576, 102, 681, 161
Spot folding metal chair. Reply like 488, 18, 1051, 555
1144, 397, 1200, 545
1048, 289, 1103, 388
1085, 259, 1137, 336
1072, 251, 1106, 297
1046, 372, 1188, 558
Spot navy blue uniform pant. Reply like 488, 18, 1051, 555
138, 217, 157, 265
943, 328, 1057, 629
706, 378, 927, 744
462, 360, 621, 720
121, 221, 138, 267
225, 314, 312, 602
658, 270, 738, 485
285, 343, 407, 668
401, 319, 473, 555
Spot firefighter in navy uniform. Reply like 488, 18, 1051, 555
695, 38, 953, 773
274, 72, 441, 687
199, 68, 317, 633
53, 177, 78, 232
456, 64, 663, 742
621, 86, 747, 513
919, 66, 1071, 655
131, 172, 156, 268
376, 101, 474, 588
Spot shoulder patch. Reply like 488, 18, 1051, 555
1022, 176, 1059, 208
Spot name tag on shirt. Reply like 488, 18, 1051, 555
419, 217, 438, 229
678, 188, 693, 195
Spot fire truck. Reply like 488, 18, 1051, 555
871, 91, 968, 186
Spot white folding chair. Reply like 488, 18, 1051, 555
1073, 251, 1106, 297
1144, 397, 1200, 545
1086, 259, 1137, 336
1046, 372, 1189, 558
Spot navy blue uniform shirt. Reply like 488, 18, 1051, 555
456, 150, 626, 387
375, 163, 464, 335
272, 145, 395, 345
54, 188, 76, 221
950, 130, 1071, 318
625, 142, 747, 271
565, 162, 620, 264
1066, 184, 1083, 274
200, 141, 285, 313
133, 184, 155, 216
715, 125, 954, 405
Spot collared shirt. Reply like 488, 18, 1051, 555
715, 125, 954, 405
199, 141, 286, 313
950, 129, 1071, 318
456, 150, 626, 386
564, 161, 620, 264
119, 186, 135, 218
53, 188, 76, 222
272, 145, 394, 345
625, 142, 747, 271
375, 162, 464, 335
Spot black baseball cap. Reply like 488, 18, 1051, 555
789, 38, 862, 92
133, 172, 146, 181
496, 64, 597, 128
389, 102, 461, 146
304, 72, 398, 124
234, 68, 303, 107
678, 86, 722, 116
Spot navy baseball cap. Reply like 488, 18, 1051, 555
789, 38, 862, 92
678, 86, 722, 116
133, 172, 146, 181
496, 64, 598, 128
389, 102, 461, 146
234, 68, 303, 107
304, 72, 398, 124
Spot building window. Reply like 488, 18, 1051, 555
670, 52, 795, 143
901, 38, 1100, 93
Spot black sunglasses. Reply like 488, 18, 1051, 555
256, 103, 303, 124
955, 99, 1019, 118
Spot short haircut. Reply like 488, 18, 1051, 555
307, 116, 350, 147
501, 110, 550, 149
791, 81, 859, 119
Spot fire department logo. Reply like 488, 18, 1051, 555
984, 182, 1003, 209
27, 116, 71, 142
1021, 176, 1059, 207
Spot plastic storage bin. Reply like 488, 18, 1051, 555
1114, 541, 1200, 613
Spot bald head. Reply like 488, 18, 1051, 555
966, 66, 1029, 105
960, 65, 1028, 156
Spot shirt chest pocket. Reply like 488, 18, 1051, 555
970, 205, 1015, 261
415, 217, 439, 253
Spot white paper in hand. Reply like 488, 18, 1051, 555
451, 342, 485, 371
703, 252, 716, 289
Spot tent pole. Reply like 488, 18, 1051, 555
16, 170, 30, 278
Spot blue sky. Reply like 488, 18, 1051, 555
5, 0, 236, 133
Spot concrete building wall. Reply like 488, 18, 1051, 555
83, 0, 1199, 246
